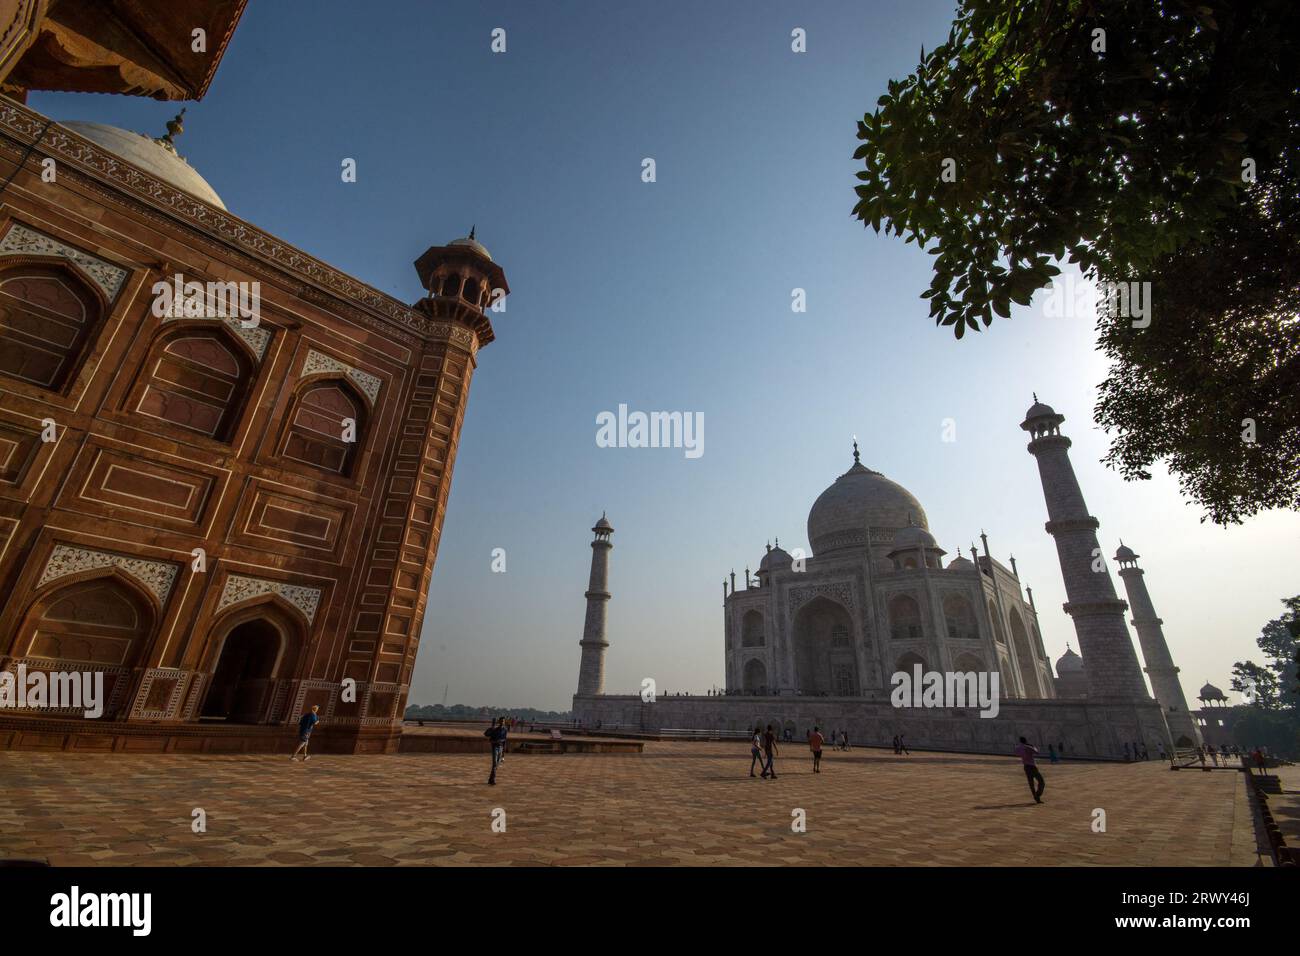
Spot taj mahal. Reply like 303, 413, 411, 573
572, 398, 1202, 759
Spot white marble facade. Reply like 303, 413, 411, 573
723, 447, 1057, 702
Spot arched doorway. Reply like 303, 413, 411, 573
1008, 610, 1042, 699
742, 657, 767, 693
12, 574, 155, 719
201, 618, 286, 723
792, 597, 858, 696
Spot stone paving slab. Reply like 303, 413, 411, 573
0, 743, 1263, 866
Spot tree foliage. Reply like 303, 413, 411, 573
1230, 596, 1299, 755
853, 0, 1300, 523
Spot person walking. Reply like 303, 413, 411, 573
898, 733, 910, 755
749, 726, 765, 777
1047, 743, 1059, 764
1015, 736, 1045, 804
892, 734, 900, 754
761, 724, 779, 779
291, 704, 320, 762
485, 717, 507, 785
809, 725, 824, 773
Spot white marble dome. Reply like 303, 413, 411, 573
1056, 646, 1084, 674
449, 235, 492, 261
807, 455, 928, 556
758, 544, 793, 573
891, 524, 937, 551
60, 121, 226, 210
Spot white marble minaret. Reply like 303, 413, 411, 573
1114, 542, 1201, 746
575, 513, 614, 696
1020, 397, 1150, 701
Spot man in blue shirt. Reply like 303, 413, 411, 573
291, 705, 320, 762
485, 717, 507, 785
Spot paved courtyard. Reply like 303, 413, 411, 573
0, 742, 1267, 866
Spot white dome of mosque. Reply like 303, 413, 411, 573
1114, 542, 1138, 562
758, 543, 793, 573
807, 445, 929, 556
60, 120, 226, 210
1056, 646, 1084, 674
891, 523, 937, 551
946, 553, 974, 570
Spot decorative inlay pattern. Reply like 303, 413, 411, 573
788, 581, 855, 613
302, 349, 382, 404
36, 544, 179, 603
218, 574, 322, 624
161, 312, 272, 360
130, 667, 194, 720
0, 223, 128, 300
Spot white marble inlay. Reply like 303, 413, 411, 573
0, 223, 128, 300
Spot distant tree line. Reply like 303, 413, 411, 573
404, 703, 572, 722
1230, 595, 1299, 758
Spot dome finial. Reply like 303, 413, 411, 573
852, 435, 860, 464
1033, 391, 1038, 403
156, 107, 186, 153
469, 225, 476, 240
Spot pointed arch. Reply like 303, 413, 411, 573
0, 259, 107, 391
199, 598, 308, 724
278, 375, 368, 477
943, 593, 978, 640
888, 593, 924, 640
1008, 609, 1042, 699
792, 596, 858, 696
127, 322, 256, 441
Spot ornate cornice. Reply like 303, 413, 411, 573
1062, 599, 1128, 617
1044, 517, 1100, 535
1027, 434, 1072, 454
0, 99, 488, 352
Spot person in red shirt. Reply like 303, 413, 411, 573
809, 725, 824, 773
1014, 736, 1045, 803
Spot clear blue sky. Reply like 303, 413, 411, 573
32, 0, 1299, 712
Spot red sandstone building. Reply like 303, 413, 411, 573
0, 1, 505, 752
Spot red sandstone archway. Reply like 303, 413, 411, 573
9, 569, 158, 719
199, 600, 306, 725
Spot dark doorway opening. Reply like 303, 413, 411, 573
201, 620, 282, 723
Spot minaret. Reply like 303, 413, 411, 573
1114, 542, 1201, 744
1020, 397, 1149, 700
575, 513, 614, 697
